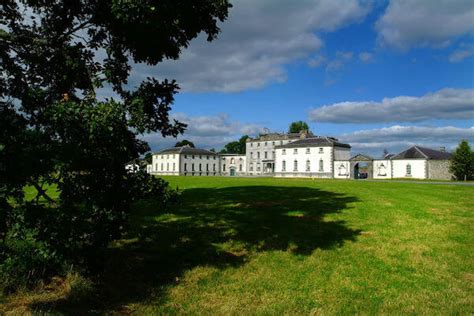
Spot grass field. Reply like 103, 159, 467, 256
2, 177, 473, 314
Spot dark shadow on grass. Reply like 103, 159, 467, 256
31, 185, 361, 313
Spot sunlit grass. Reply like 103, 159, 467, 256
2, 177, 473, 314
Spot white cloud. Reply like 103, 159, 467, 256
129, 0, 371, 92
309, 88, 474, 123
142, 113, 265, 151
376, 0, 474, 50
308, 54, 327, 68
326, 51, 353, 71
449, 43, 474, 62
358, 52, 373, 63
339, 125, 474, 156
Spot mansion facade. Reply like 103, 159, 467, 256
149, 131, 453, 180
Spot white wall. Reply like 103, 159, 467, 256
152, 153, 180, 176
333, 161, 350, 179
221, 155, 246, 176
275, 146, 333, 177
246, 139, 294, 175
392, 159, 427, 179
180, 154, 219, 176
373, 160, 392, 179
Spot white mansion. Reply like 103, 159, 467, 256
149, 130, 453, 180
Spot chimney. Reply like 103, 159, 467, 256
300, 129, 308, 139
440, 146, 446, 152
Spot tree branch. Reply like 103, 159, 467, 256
30, 179, 57, 205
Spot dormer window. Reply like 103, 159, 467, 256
319, 148, 324, 153
306, 148, 310, 154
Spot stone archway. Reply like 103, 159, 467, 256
350, 154, 374, 179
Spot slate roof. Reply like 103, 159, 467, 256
155, 146, 217, 156
391, 146, 451, 160
349, 154, 373, 161
275, 137, 351, 149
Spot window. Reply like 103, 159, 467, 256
192, 163, 195, 171
223, 164, 226, 171
207, 155, 209, 160
257, 142, 260, 147
272, 151, 275, 158
406, 163, 411, 176
306, 160, 311, 171
239, 164, 242, 171
319, 159, 324, 172
280, 141, 283, 145
199, 155, 202, 159
257, 152, 260, 159
161, 163, 164, 171
264, 152, 267, 159
192, 155, 195, 159
251, 143, 253, 147
250, 152, 253, 159
250, 163, 254, 171
257, 163, 261, 171
265, 142, 267, 146
167, 163, 169, 171
272, 141, 275, 145
319, 148, 323, 154
231, 158, 235, 164
199, 163, 202, 171
293, 160, 298, 171
213, 164, 216, 171
338, 164, 346, 176
282, 149, 286, 155
184, 155, 188, 159
173, 163, 175, 171
377, 163, 386, 176
282, 160, 286, 171
294, 148, 298, 154
155, 163, 158, 171
306, 148, 310, 154
206, 164, 209, 171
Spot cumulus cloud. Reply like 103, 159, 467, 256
338, 125, 474, 156
376, 0, 474, 50
449, 43, 474, 62
128, 0, 371, 92
309, 88, 474, 123
141, 113, 265, 151
326, 51, 353, 71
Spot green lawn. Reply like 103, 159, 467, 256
4, 177, 474, 314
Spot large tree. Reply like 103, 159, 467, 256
0, 0, 230, 288
221, 135, 249, 154
289, 121, 310, 133
175, 139, 195, 148
449, 140, 474, 181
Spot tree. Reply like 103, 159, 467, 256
289, 121, 310, 133
221, 135, 249, 154
0, 0, 230, 289
175, 140, 195, 148
449, 140, 474, 181
144, 153, 153, 164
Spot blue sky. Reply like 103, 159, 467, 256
139, 0, 474, 157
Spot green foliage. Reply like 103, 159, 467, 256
175, 140, 195, 148
220, 135, 249, 154
0, 0, 230, 291
450, 140, 474, 181
288, 121, 310, 133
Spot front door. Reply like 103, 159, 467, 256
230, 168, 236, 176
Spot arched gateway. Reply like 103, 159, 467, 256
349, 154, 374, 179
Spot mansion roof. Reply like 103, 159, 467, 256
275, 137, 351, 149
391, 146, 452, 160
248, 130, 314, 142
155, 146, 217, 156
